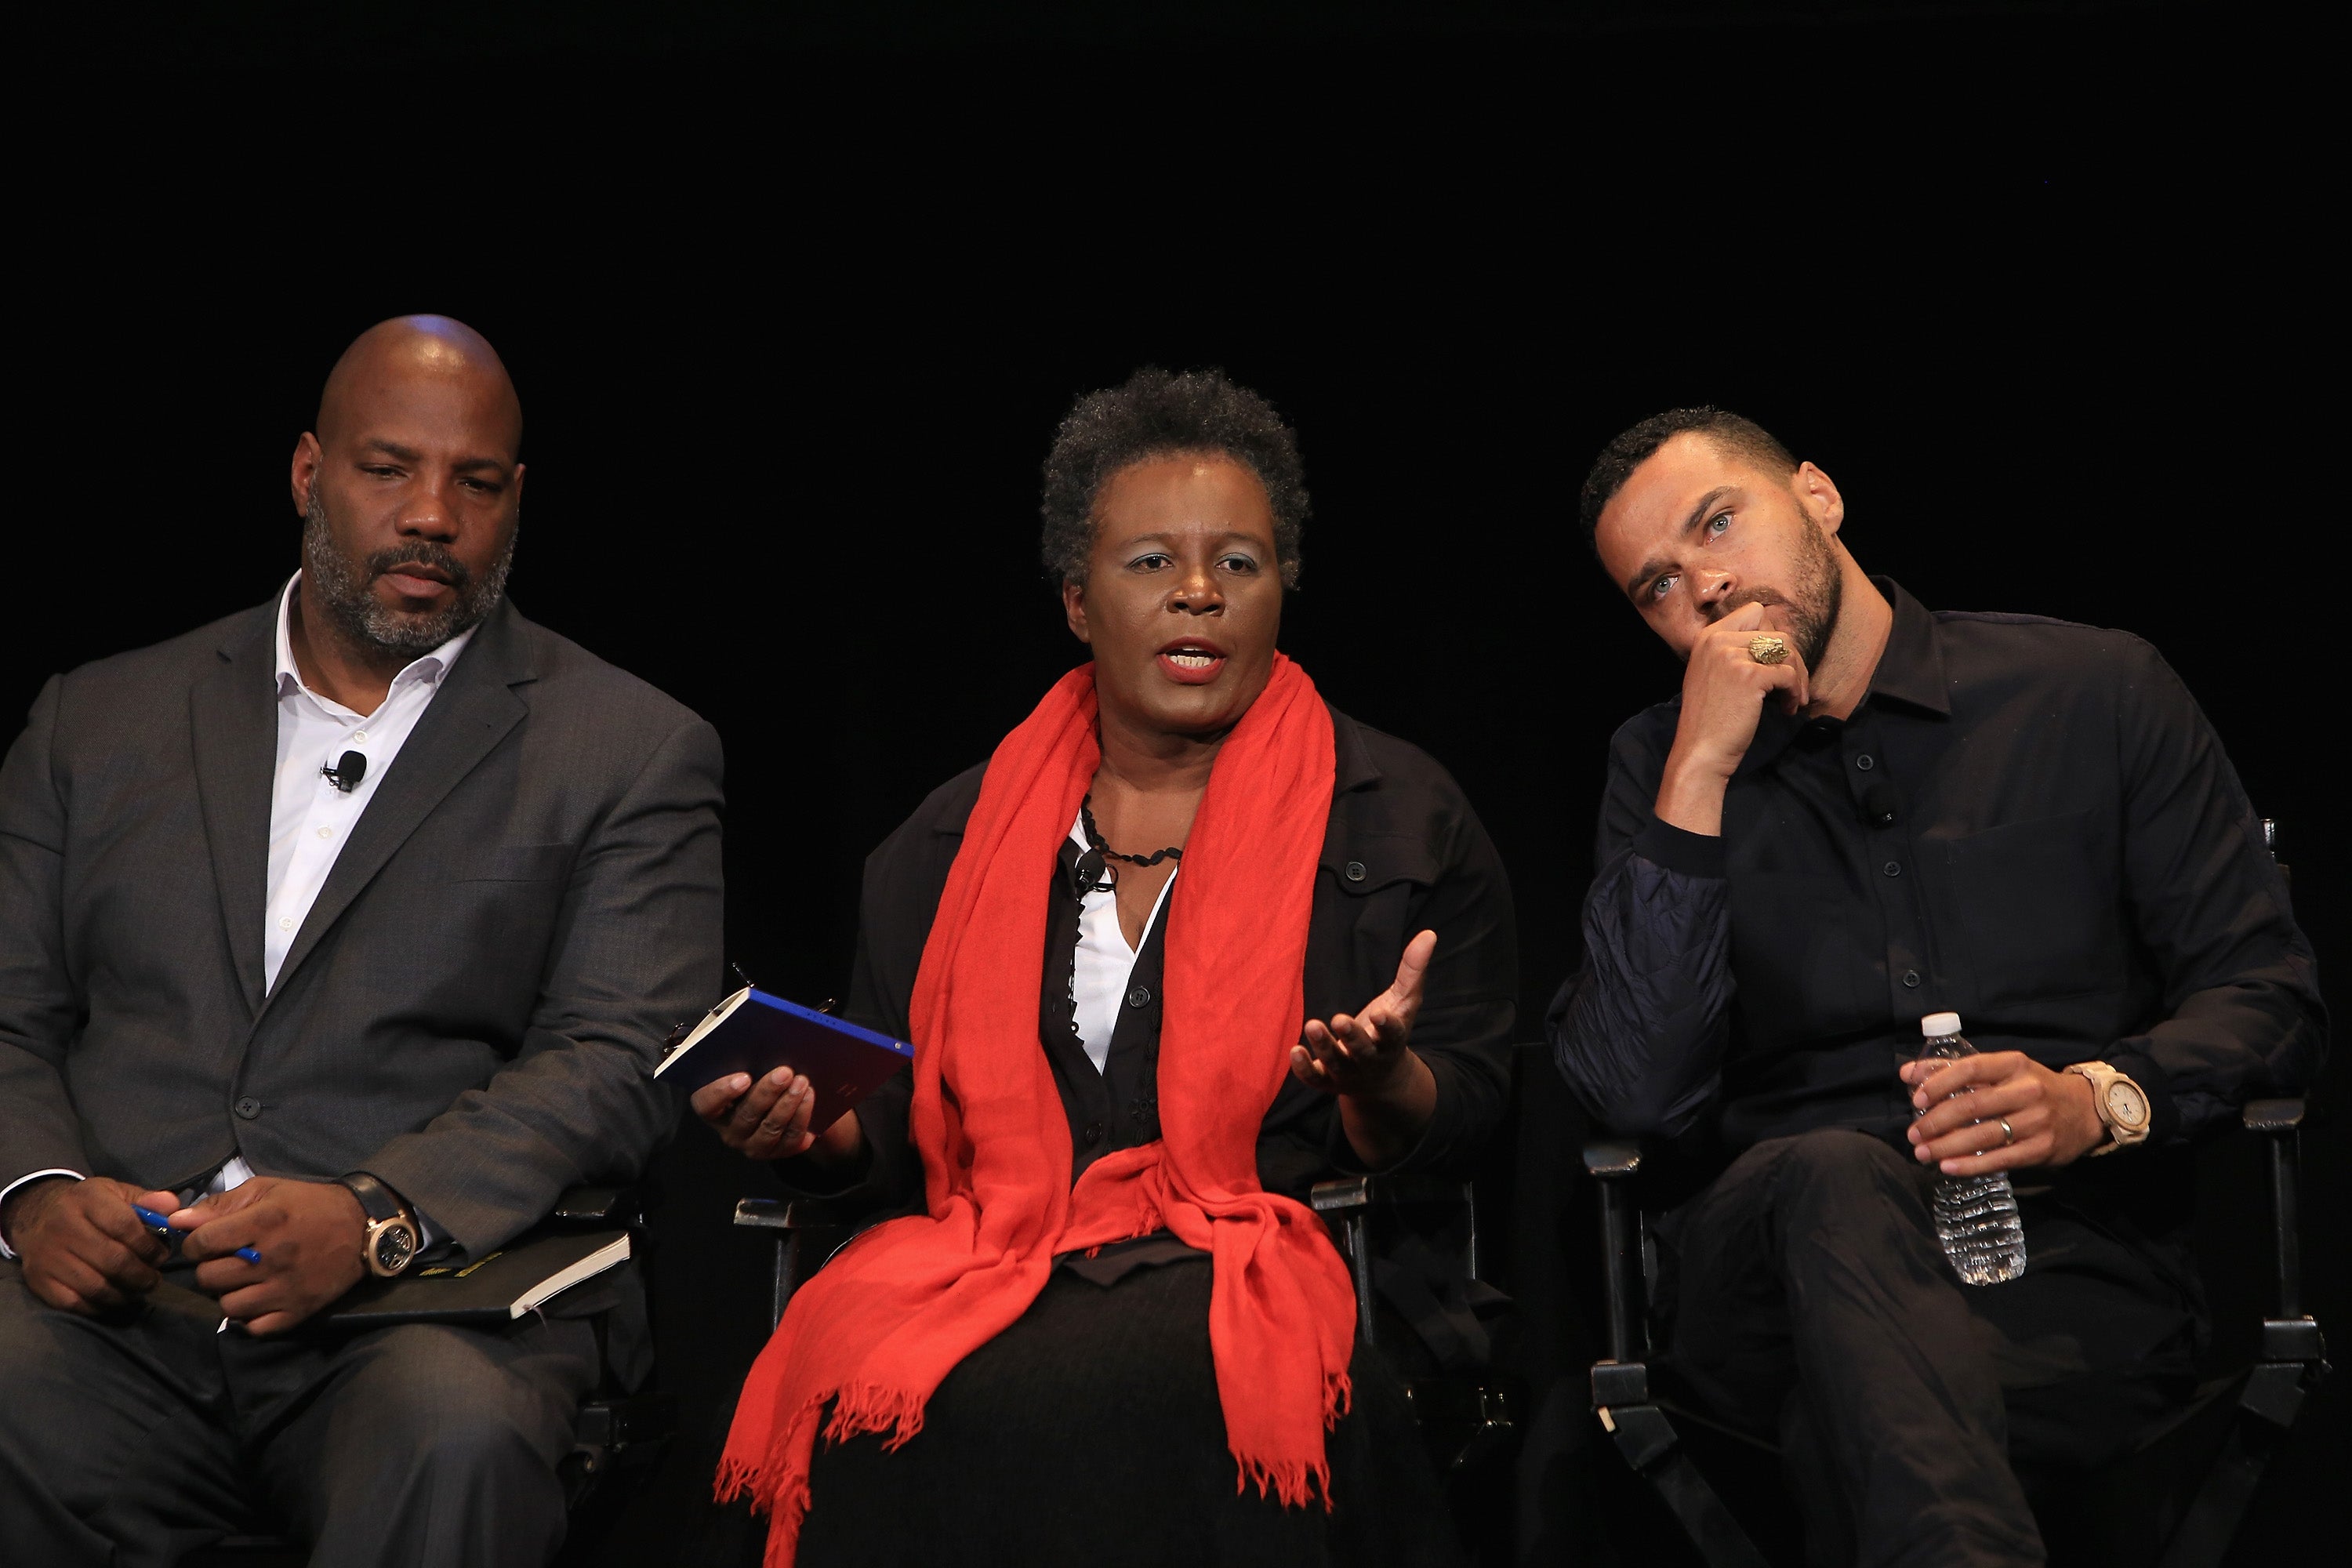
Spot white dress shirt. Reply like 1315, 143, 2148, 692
1067, 815, 1177, 1073
263, 572, 477, 993
0, 574, 474, 1255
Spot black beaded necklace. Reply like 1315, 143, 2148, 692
1072, 793, 1183, 897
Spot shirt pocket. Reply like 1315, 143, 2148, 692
1318, 833, 1443, 1004
453, 841, 579, 884
1942, 809, 2122, 1007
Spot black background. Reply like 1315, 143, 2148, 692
19, 2, 2340, 1559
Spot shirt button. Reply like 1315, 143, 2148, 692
1127, 985, 1152, 1008
1856, 754, 1876, 771
1344, 861, 1367, 883
1882, 862, 1902, 878
352, 731, 368, 742
1903, 969, 1922, 988
234, 1097, 262, 1120
1082, 1120, 1105, 1146
316, 826, 333, 840
279, 916, 296, 931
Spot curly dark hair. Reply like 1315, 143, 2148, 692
1040, 367, 1308, 588
1579, 407, 1797, 550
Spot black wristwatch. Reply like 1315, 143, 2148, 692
337, 1171, 422, 1278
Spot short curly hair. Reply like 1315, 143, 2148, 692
1040, 367, 1308, 588
1579, 407, 1797, 551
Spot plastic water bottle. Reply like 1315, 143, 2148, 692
1914, 1012, 2027, 1286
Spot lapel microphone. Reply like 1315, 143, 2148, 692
1859, 779, 1900, 829
321, 750, 368, 793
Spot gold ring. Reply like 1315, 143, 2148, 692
1747, 634, 1788, 666
1998, 1118, 2015, 1148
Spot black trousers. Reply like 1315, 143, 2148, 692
1654, 1131, 2201, 1568
0, 1259, 611, 1568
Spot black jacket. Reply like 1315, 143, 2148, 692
788, 702, 1517, 1217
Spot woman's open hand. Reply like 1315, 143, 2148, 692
1291, 928, 1436, 1098
1293, 930, 1441, 1169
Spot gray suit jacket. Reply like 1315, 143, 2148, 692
0, 595, 724, 1258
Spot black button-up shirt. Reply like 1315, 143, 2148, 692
1550, 580, 2324, 1156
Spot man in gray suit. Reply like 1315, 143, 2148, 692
0, 315, 724, 1565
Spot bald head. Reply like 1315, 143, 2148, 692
289, 314, 527, 678
317, 314, 522, 463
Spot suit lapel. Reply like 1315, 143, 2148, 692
265, 601, 535, 1007
190, 604, 281, 1018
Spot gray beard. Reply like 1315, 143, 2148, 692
300, 490, 516, 662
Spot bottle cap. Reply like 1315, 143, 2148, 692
1920, 1011, 1962, 1036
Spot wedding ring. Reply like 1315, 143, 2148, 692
1747, 634, 1789, 666
1998, 1119, 2016, 1148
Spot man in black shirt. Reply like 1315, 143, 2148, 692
1549, 408, 2322, 1566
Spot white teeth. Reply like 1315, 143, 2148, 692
1167, 652, 1217, 669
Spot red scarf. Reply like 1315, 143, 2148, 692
717, 654, 1353, 1565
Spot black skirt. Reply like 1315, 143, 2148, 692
791, 1253, 1463, 1567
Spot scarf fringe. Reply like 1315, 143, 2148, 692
713, 1404, 815, 1568
712, 1449, 767, 1509
820, 1379, 931, 1451
1229, 1367, 1352, 1513
1236, 1454, 1338, 1512
715, 1381, 933, 1568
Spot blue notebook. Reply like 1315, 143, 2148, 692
654, 986, 915, 1137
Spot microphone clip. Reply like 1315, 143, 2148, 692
1858, 779, 1900, 830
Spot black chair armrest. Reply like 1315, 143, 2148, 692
1583, 1138, 1649, 1364
1307, 1175, 1476, 1351
550, 1185, 643, 1230
1307, 1174, 1473, 1214
2241, 1098, 2306, 1135
732, 1194, 863, 1232
2239, 1098, 2311, 1322
1583, 1139, 1644, 1180
734, 1195, 866, 1330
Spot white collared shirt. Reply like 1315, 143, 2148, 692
264, 572, 477, 992
1067, 814, 1177, 1073
0, 574, 475, 1253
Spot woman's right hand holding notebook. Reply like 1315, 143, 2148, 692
691, 1068, 866, 1165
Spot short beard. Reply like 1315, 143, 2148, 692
300, 489, 517, 662
1722, 510, 1842, 673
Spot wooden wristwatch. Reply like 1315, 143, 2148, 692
336, 1171, 422, 1277
2063, 1062, 2153, 1156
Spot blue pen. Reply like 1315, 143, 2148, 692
135, 1203, 262, 1265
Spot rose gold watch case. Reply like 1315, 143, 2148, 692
364, 1214, 422, 1277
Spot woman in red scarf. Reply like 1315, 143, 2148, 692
694, 369, 1516, 1566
